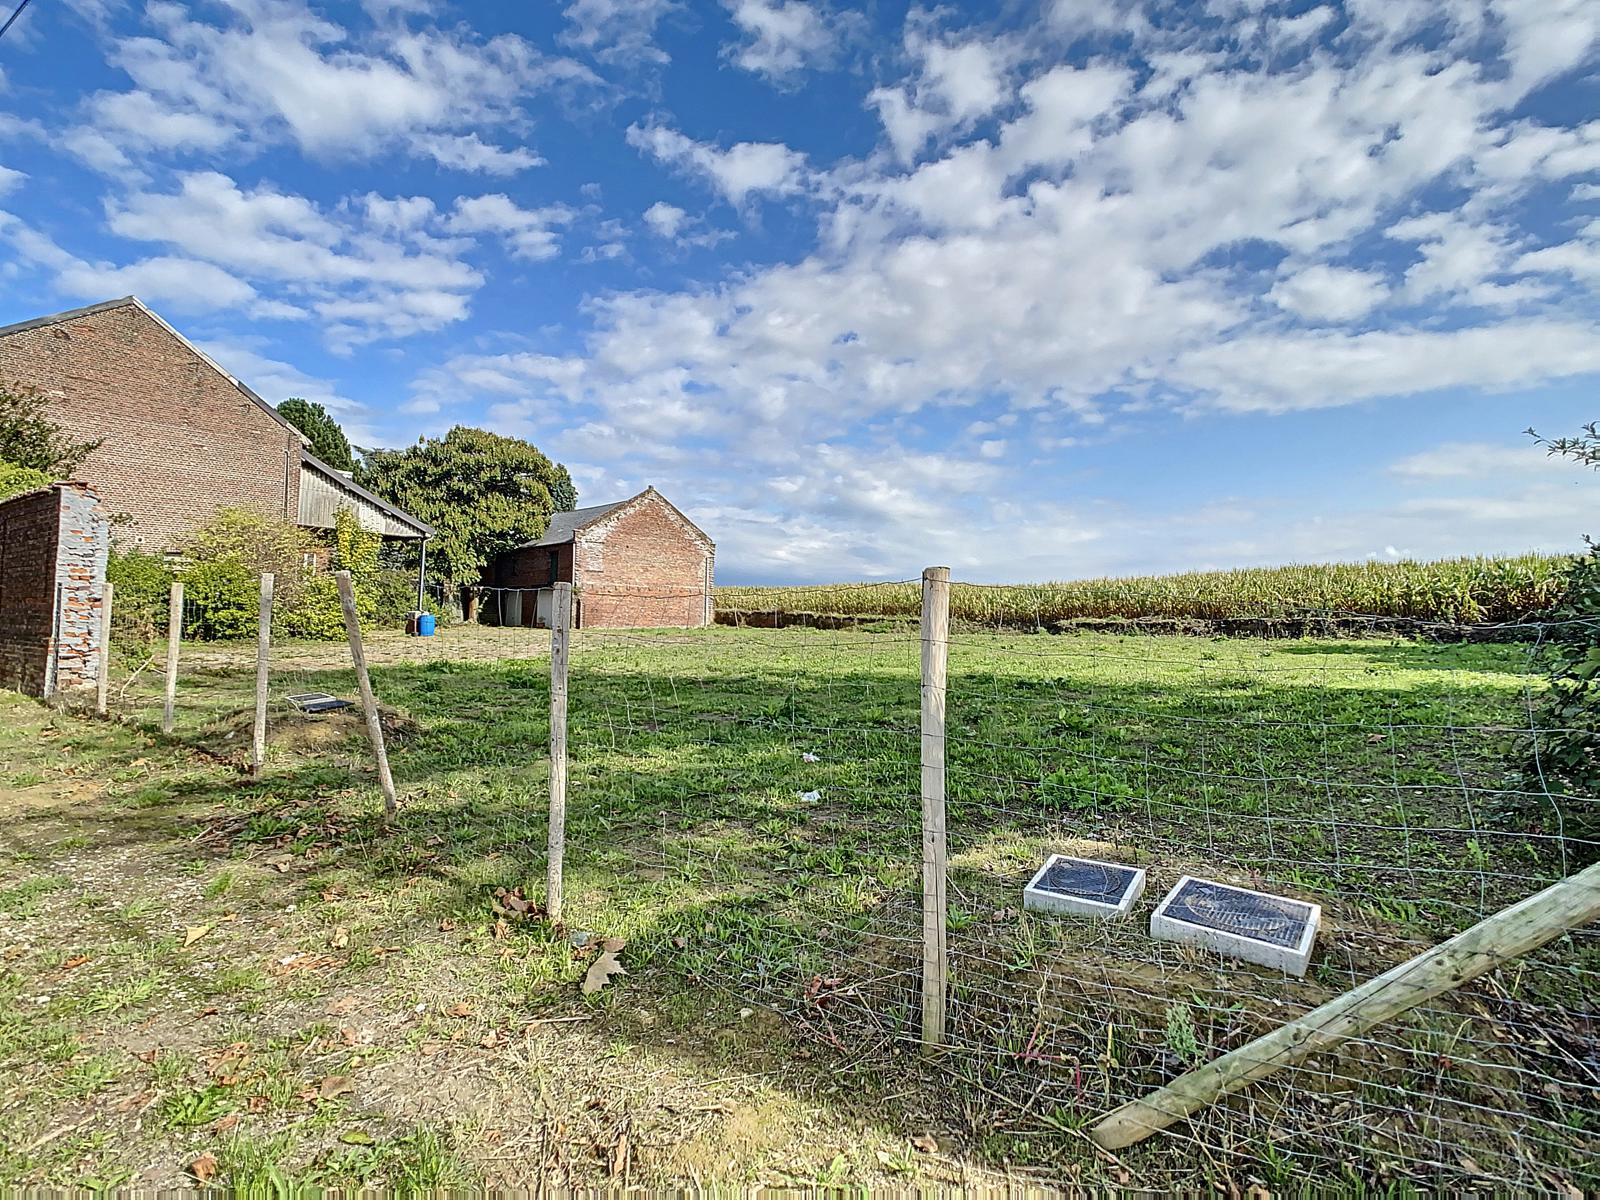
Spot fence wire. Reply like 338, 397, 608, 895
564, 585, 1598, 1192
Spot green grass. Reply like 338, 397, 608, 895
718, 553, 1568, 624
0, 625, 1593, 1193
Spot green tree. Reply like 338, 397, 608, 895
0, 385, 100, 475
357, 426, 576, 618
0, 462, 51, 501
278, 397, 355, 471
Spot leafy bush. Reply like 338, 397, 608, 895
182, 560, 258, 640
1520, 546, 1600, 851
278, 574, 347, 640
0, 462, 51, 501
106, 548, 174, 655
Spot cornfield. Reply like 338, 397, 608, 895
716, 554, 1571, 626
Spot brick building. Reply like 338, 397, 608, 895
484, 487, 714, 628
0, 297, 431, 555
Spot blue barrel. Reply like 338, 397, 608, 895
417, 613, 436, 637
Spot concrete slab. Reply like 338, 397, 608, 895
1023, 854, 1146, 919
1150, 875, 1320, 976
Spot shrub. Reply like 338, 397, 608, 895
279, 574, 347, 640
182, 559, 258, 640
106, 548, 174, 655
1520, 546, 1600, 852
0, 462, 51, 501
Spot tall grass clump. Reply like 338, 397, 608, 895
717, 554, 1568, 626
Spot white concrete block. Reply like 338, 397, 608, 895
1150, 875, 1320, 976
1023, 854, 1146, 919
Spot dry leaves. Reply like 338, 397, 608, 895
911, 1134, 938, 1154
189, 1154, 219, 1183
581, 939, 627, 995
183, 925, 211, 948
60, 955, 91, 970
318, 1075, 354, 1100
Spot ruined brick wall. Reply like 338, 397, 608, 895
0, 302, 303, 550
0, 483, 109, 696
573, 493, 713, 628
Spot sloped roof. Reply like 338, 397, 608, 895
299, 449, 434, 538
0, 296, 303, 439
512, 487, 714, 551
0, 295, 435, 540
521, 499, 630, 547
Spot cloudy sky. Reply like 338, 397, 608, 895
1, 0, 1598, 583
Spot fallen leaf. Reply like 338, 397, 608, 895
438, 918, 456, 932
479, 1029, 500, 1048
445, 1002, 472, 1018
189, 1154, 219, 1183
670, 936, 686, 949
582, 946, 627, 995
911, 1134, 938, 1154
61, 955, 91, 970
318, 1075, 354, 1100
329, 927, 349, 950
214, 1113, 239, 1133
135, 1048, 157, 1065
610, 1130, 630, 1178
184, 925, 212, 948
339, 1130, 375, 1146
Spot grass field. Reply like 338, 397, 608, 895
717, 553, 1570, 625
1, 624, 1595, 1192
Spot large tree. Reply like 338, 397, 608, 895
358, 426, 577, 617
0, 385, 100, 475
278, 397, 355, 470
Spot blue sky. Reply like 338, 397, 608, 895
2, 0, 1599, 584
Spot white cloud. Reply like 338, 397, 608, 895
1172, 321, 1600, 414
415, 133, 544, 174
1269, 265, 1389, 322
1388, 440, 1555, 480
64, 0, 593, 176
722, 0, 851, 80
562, 0, 676, 66
869, 24, 1020, 162
627, 124, 808, 206
446, 194, 574, 261
643, 201, 688, 239
0, 166, 23, 197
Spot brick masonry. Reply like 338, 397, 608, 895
0, 483, 110, 696
486, 489, 714, 629
0, 300, 303, 550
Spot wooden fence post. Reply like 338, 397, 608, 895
1089, 857, 1600, 1151
335, 570, 397, 822
95, 581, 113, 716
920, 565, 951, 1049
252, 573, 274, 777
162, 581, 183, 733
547, 581, 573, 922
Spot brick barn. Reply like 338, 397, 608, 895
0, 297, 432, 559
483, 488, 714, 628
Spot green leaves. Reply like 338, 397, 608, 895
278, 397, 356, 471
356, 427, 575, 589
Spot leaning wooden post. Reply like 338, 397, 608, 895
161, 581, 183, 733
335, 570, 397, 822
1090, 858, 1600, 1151
920, 566, 951, 1049
95, 581, 114, 716
546, 581, 573, 923
251, 573, 274, 777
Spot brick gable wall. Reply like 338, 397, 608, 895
0, 303, 302, 550
573, 493, 712, 628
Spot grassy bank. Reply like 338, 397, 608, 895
1, 624, 1592, 1192
717, 553, 1569, 626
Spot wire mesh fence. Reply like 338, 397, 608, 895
558, 578, 1598, 1191
65, 567, 1600, 1190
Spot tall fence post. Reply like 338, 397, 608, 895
162, 581, 183, 733
547, 580, 573, 923
252, 573, 274, 777
95, 581, 114, 716
335, 570, 398, 822
920, 565, 951, 1049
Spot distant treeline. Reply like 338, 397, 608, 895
716, 554, 1572, 628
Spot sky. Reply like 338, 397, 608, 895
1, 0, 1599, 585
